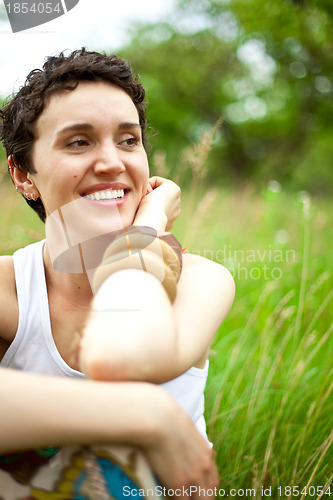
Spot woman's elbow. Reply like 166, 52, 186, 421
79, 328, 179, 383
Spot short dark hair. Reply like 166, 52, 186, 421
0, 48, 147, 222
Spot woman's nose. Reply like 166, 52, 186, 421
93, 142, 125, 175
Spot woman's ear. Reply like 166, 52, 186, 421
8, 155, 40, 200
8, 156, 16, 183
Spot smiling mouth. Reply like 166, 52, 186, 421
83, 188, 126, 201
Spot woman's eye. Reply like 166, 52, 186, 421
120, 136, 140, 147
67, 139, 89, 148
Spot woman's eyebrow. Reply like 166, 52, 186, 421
56, 123, 93, 137
56, 122, 140, 137
118, 122, 141, 131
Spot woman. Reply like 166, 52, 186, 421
0, 48, 234, 498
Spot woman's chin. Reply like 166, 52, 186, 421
45, 196, 139, 261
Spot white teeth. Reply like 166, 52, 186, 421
84, 189, 125, 201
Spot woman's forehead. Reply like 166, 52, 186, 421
37, 81, 139, 133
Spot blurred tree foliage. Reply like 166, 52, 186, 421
120, 0, 333, 194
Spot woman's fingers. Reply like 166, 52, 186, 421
146, 182, 154, 194
135, 177, 181, 232
142, 400, 219, 496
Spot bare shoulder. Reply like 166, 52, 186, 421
178, 252, 235, 320
182, 252, 235, 294
0, 256, 18, 343
0, 255, 16, 292
173, 252, 235, 369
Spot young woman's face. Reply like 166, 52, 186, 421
29, 81, 149, 234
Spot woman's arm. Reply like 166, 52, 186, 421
0, 368, 159, 453
0, 367, 218, 493
0, 256, 18, 347
80, 255, 234, 382
79, 178, 235, 383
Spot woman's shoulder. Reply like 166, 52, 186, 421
180, 251, 235, 310
182, 252, 235, 289
0, 255, 15, 284
0, 255, 18, 343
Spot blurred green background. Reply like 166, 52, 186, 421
121, 0, 333, 195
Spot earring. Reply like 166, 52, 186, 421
24, 193, 39, 201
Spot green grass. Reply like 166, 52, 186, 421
0, 173, 332, 499
173, 183, 333, 498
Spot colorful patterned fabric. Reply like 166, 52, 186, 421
0, 445, 160, 499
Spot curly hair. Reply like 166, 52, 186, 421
0, 48, 147, 222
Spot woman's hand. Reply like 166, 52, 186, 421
141, 389, 219, 498
133, 176, 181, 232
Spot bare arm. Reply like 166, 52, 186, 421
80, 254, 234, 382
0, 251, 219, 491
0, 256, 18, 344
0, 368, 160, 453
79, 178, 235, 383
0, 367, 218, 492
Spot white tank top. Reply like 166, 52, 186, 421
1, 240, 209, 436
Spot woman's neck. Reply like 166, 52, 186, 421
43, 241, 94, 307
